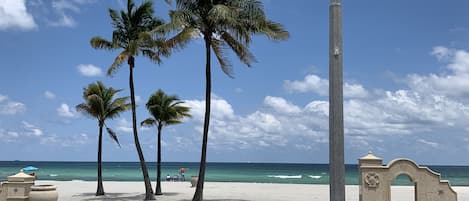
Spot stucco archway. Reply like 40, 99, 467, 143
358, 152, 457, 201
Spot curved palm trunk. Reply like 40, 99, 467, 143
96, 123, 105, 196
155, 123, 163, 195
128, 56, 155, 200
192, 36, 212, 201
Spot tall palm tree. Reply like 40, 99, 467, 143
162, 1, 289, 200
76, 81, 130, 196
90, 0, 168, 199
141, 89, 191, 195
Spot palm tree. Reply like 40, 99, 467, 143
90, 0, 168, 199
141, 89, 191, 195
76, 81, 130, 196
162, 1, 289, 200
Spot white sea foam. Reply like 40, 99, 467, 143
49, 174, 58, 177
308, 175, 321, 179
267, 175, 302, 179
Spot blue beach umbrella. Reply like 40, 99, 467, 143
22, 166, 39, 171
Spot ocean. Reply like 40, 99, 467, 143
1, 161, 468, 186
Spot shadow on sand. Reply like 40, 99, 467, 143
75, 193, 250, 201
176, 199, 250, 201
75, 192, 184, 201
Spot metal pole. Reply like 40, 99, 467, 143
329, 0, 345, 201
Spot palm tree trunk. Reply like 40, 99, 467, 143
329, 0, 345, 201
155, 123, 163, 195
128, 56, 155, 200
96, 123, 105, 196
192, 36, 212, 201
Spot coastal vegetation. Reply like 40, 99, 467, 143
86, 0, 288, 199
141, 89, 191, 195
162, 0, 289, 200
89, 0, 169, 199
75, 81, 131, 196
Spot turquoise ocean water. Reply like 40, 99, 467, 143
0, 161, 468, 186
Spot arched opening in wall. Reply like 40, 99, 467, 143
390, 174, 416, 201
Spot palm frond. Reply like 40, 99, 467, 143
108, 50, 129, 76
141, 118, 157, 127
76, 103, 98, 118
166, 27, 199, 50
106, 127, 121, 147
211, 38, 233, 77
221, 32, 256, 67
165, 119, 182, 125
257, 20, 289, 41
208, 4, 237, 27
90, 37, 115, 50
141, 49, 162, 64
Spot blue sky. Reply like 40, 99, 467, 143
1, 0, 469, 165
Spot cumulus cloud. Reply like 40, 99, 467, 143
407, 47, 469, 98
263, 96, 301, 114
0, 0, 37, 31
0, 95, 26, 115
284, 74, 369, 98
77, 64, 103, 77
0, 129, 20, 142
44, 91, 56, 99
44, 0, 96, 27
116, 118, 133, 133
284, 74, 328, 95
182, 95, 328, 151
57, 103, 79, 118
181, 48, 469, 151
40, 133, 91, 147
22, 121, 43, 136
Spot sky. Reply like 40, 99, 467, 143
1, 0, 469, 165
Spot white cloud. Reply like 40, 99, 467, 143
407, 47, 469, 98
22, 121, 43, 136
135, 96, 143, 104
284, 74, 328, 95
44, 91, 56, 99
0, 95, 26, 115
263, 96, 301, 114
77, 64, 103, 77
0, 0, 37, 31
49, 13, 77, 27
116, 118, 133, 133
52, 0, 80, 13
344, 83, 369, 98
417, 139, 439, 148
57, 103, 79, 118
0, 129, 20, 142
183, 95, 235, 121
284, 74, 369, 98
40, 133, 91, 147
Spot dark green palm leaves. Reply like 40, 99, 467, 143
90, 0, 168, 76
164, 0, 289, 76
141, 89, 191, 127
76, 81, 130, 145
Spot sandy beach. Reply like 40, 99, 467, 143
34, 180, 469, 201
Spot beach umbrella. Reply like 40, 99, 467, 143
178, 168, 186, 174
22, 166, 39, 171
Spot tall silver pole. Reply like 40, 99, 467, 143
329, 0, 345, 201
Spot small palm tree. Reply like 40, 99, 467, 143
90, 0, 168, 199
76, 81, 130, 196
162, 1, 289, 200
141, 89, 191, 195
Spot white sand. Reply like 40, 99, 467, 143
35, 180, 469, 201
